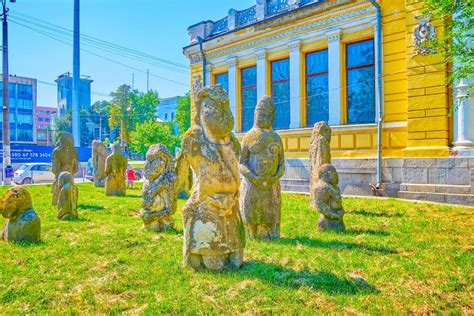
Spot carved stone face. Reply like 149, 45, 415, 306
58, 132, 74, 149
0, 187, 33, 219
254, 96, 274, 130
200, 95, 234, 138
319, 164, 338, 186
111, 142, 121, 154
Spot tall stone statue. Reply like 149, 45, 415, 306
105, 142, 128, 196
141, 144, 177, 232
52, 132, 78, 205
92, 140, 108, 187
239, 96, 285, 240
309, 122, 332, 207
309, 122, 345, 231
1, 186, 41, 243
56, 171, 79, 220
180, 85, 245, 271
175, 150, 193, 199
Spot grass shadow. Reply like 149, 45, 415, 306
350, 209, 402, 218
11, 240, 46, 247
344, 229, 390, 237
78, 204, 105, 211
276, 237, 397, 255
61, 217, 91, 223
235, 260, 378, 294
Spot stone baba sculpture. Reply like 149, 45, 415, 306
141, 144, 178, 232
309, 122, 345, 231
313, 164, 345, 232
92, 140, 108, 187
309, 122, 332, 207
239, 96, 285, 240
180, 84, 245, 271
105, 142, 128, 196
52, 132, 78, 205
175, 151, 193, 199
1, 186, 41, 243
56, 171, 79, 220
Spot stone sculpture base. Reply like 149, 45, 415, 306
318, 215, 345, 232
94, 179, 105, 188
187, 250, 244, 271
245, 223, 280, 240
2, 209, 41, 243
141, 211, 174, 232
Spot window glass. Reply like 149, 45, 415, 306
215, 73, 229, 93
346, 40, 375, 124
306, 50, 329, 126
271, 59, 290, 130
241, 66, 257, 132
347, 40, 374, 68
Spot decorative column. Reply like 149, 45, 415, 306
289, 41, 301, 129
256, 50, 267, 101
227, 56, 238, 132
453, 79, 474, 155
453, 10, 474, 156
327, 30, 342, 126
205, 64, 212, 87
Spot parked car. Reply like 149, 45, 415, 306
13, 163, 55, 185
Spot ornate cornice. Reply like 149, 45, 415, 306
207, 7, 373, 60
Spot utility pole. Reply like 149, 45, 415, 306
132, 72, 135, 90
72, 0, 81, 147
146, 69, 149, 91
1, 0, 14, 186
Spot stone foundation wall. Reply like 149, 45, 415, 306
281, 157, 474, 206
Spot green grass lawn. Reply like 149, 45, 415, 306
0, 183, 472, 314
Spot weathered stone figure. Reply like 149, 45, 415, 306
313, 164, 345, 232
175, 151, 193, 199
239, 96, 285, 240
1, 186, 41, 243
105, 142, 128, 196
92, 140, 108, 187
141, 144, 178, 232
52, 132, 78, 205
310, 122, 345, 231
181, 85, 245, 271
56, 171, 79, 220
309, 122, 332, 207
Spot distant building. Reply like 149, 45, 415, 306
156, 96, 178, 123
0, 75, 37, 144
36, 106, 57, 146
55, 72, 93, 116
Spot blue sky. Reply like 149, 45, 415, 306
8, 0, 255, 107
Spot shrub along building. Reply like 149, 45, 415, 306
183, 0, 474, 206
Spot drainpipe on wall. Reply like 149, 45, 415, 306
369, 0, 384, 192
198, 37, 207, 87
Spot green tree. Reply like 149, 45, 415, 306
175, 93, 191, 136
130, 90, 160, 125
130, 121, 179, 155
91, 100, 111, 140
52, 111, 71, 143
422, 0, 473, 93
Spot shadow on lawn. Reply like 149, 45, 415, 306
238, 260, 378, 294
276, 237, 397, 255
78, 204, 105, 211
344, 228, 390, 236
350, 209, 402, 218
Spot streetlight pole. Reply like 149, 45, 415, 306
1, 0, 14, 186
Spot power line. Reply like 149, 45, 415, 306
10, 10, 189, 72
10, 19, 190, 88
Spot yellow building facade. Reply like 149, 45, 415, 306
183, 0, 474, 205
